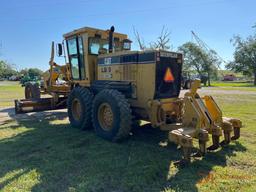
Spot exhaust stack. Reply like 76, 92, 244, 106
109, 26, 115, 53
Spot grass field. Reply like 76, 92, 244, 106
0, 81, 24, 108
210, 81, 256, 91
0, 81, 256, 192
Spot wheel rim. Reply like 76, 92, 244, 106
98, 103, 113, 131
72, 98, 82, 121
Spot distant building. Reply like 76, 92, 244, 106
223, 74, 236, 81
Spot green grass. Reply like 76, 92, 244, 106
0, 82, 256, 191
0, 81, 24, 108
211, 81, 255, 87
211, 81, 254, 87
208, 81, 256, 91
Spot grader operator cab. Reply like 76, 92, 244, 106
15, 26, 242, 163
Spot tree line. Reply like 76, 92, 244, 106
0, 60, 43, 80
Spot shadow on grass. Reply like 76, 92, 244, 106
0, 109, 246, 192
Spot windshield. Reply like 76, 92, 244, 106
88, 38, 109, 55
88, 37, 123, 55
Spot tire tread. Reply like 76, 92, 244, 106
92, 89, 132, 141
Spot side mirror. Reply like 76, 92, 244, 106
57, 43, 63, 56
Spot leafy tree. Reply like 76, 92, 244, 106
0, 60, 18, 78
178, 42, 220, 86
0, 61, 43, 80
226, 35, 256, 85
27, 68, 43, 78
19, 69, 29, 76
203, 49, 220, 85
19, 68, 43, 78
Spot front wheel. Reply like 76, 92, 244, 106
67, 87, 93, 129
25, 83, 40, 99
92, 89, 132, 142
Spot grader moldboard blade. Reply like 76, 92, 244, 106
15, 97, 67, 114
164, 79, 242, 164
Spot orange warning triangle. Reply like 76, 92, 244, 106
164, 67, 175, 83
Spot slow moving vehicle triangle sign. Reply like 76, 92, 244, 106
164, 67, 175, 83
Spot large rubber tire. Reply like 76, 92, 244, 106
67, 87, 93, 129
25, 83, 40, 99
92, 89, 132, 142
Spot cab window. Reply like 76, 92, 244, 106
78, 37, 85, 79
88, 37, 109, 55
67, 36, 85, 80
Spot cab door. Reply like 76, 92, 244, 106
67, 36, 86, 80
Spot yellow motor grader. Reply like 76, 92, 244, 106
15, 26, 242, 162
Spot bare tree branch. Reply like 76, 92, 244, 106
150, 25, 171, 50
133, 25, 172, 51
133, 26, 146, 50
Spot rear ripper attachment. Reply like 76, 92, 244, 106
160, 79, 242, 163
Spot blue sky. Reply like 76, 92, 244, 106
0, 0, 255, 71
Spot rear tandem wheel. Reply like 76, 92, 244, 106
92, 89, 132, 142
